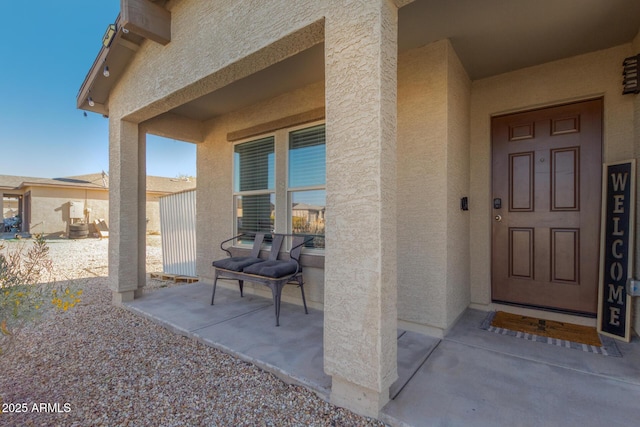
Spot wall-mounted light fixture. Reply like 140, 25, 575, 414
103, 65, 110, 77
102, 24, 117, 48
623, 54, 639, 94
88, 97, 95, 107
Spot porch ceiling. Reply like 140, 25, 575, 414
169, 43, 326, 122
171, 0, 640, 122
400, 0, 640, 80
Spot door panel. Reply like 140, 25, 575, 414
509, 228, 533, 278
492, 99, 602, 314
510, 153, 534, 211
550, 228, 579, 283
551, 148, 579, 210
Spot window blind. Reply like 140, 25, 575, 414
234, 136, 274, 192
234, 136, 275, 237
289, 125, 325, 188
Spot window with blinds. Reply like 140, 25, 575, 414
289, 124, 326, 249
233, 137, 275, 241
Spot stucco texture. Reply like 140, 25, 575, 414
32, 189, 108, 235
396, 40, 471, 332
323, 0, 399, 411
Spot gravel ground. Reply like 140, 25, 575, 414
0, 236, 385, 427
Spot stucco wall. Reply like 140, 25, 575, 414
145, 195, 163, 234
27, 187, 109, 236
445, 43, 471, 328
397, 42, 448, 328
470, 44, 637, 312
397, 40, 471, 332
27, 187, 165, 235
14, 186, 162, 237
323, 1, 400, 407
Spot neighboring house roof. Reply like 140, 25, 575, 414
0, 175, 42, 190
145, 175, 196, 194
292, 203, 325, 212
0, 173, 196, 194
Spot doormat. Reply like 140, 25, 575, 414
480, 311, 621, 357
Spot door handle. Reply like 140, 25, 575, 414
495, 214, 502, 222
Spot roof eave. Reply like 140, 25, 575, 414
77, 0, 171, 116
19, 182, 106, 191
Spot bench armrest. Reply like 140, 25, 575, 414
219, 233, 255, 257
287, 236, 316, 278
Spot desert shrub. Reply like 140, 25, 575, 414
0, 235, 81, 355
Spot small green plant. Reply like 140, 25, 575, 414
0, 235, 81, 355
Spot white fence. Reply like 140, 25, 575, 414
159, 189, 196, 277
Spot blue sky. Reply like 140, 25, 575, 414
0, 1, 196, 179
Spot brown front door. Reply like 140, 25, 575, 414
491, 99, 602, 314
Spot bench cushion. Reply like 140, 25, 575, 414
212, 256, 262, 272
243, 260, 297, 278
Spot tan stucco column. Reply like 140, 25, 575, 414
324, 0, 398, 418
108, 118, 147, 304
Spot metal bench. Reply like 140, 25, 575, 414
211, 233, 310, 326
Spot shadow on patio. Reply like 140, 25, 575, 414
125, 281, 640, 426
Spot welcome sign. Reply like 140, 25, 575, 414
598, 160, 636, 342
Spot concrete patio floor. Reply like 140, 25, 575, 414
125, 282, 640, 426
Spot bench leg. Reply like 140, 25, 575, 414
270, 285, 281, 327
238, 279, 244, 297
297, 277, 308, 314
211, 271, 219, 305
